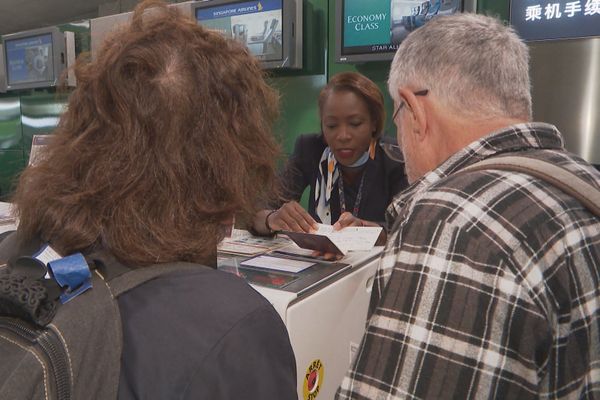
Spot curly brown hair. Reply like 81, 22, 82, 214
318, 72, 385, 138
13, 0, 281, 267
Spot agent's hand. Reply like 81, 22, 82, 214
333, 212, 387, 245
332, 212, 368, 230
311, 250, 343, 261
268, 201, 318, 233
310, 212, 364, 261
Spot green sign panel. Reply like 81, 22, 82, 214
344, 0, 391, 46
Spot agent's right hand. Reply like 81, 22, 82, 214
268, 201, 318, 233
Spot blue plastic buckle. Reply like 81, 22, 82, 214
47, 253, 93, 304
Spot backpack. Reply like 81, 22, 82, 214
0, 231, 204, 399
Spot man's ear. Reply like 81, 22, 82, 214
398, 87, 428, 143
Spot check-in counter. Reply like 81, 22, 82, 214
218, 247, 381, 400
0, 206, 380, 400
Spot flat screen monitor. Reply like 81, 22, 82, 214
0, 44, 6, 92
335, 0, 473, 63
1, 27, 66, 91
510, 0, 600, 41
193, 0, 302, 69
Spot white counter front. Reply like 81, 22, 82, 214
219, 246, 382, 400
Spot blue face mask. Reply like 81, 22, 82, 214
347, 151, 370, 168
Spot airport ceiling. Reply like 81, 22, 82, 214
0, 0, 113, 36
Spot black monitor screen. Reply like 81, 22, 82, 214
338, 0, 463, 62
5, 33, 54, 86
510, 0, 600, 41
196, 0, 283, 62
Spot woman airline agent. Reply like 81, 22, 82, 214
252, 72, 408, 235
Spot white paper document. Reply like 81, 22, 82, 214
281, 224, 383, 255
313, 224, 382, 254
241, 255, 315, 273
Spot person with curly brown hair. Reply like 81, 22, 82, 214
6, 1, 297, 398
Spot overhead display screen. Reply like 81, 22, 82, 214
4, 33, 54, 85
337, 0, 463, 62
510, 0, 600, 41
196, 0, 284, 62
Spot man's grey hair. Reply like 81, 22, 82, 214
388, 13, 532, 120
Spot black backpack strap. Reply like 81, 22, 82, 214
0, 231, 17, 267
41, 253, 209, 399
0, 232, 46, 269
461, 155, 600, 217
0, 230, 15, 247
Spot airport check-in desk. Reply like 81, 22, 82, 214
218, 244, 382, 400
0, 204, 380, 400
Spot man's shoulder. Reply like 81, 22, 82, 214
395, 154, 600, 257
410, 167, 516, 212
419, 151, 600, 210
399, 153, 600, 252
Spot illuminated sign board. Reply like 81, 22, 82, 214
510, 0, 600, 41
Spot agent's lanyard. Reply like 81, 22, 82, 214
338, 170, 366, 217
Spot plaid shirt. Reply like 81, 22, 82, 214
337, 123, 600, 399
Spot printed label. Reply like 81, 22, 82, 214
303, 359, 324, 400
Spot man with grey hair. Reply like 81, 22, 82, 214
337, 13, 600, 400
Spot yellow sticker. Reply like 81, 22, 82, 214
303, 359, 324, 400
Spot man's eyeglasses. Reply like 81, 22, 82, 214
392, 89, 429, 121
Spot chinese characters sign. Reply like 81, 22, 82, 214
511, 0, 600, 41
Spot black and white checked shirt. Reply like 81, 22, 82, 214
337, 123, 600, 399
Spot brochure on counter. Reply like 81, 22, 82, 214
241, 255, 315, 274
0, 202, 16, 226
217, 228, 290, 256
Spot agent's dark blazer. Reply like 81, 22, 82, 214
280, 133, 408, 226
